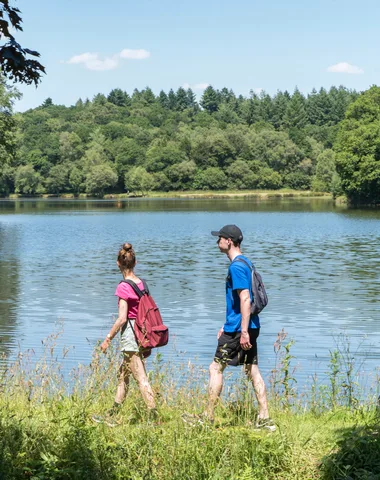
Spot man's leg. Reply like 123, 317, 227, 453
206, 360, 226, 421
245, 363, 269, 419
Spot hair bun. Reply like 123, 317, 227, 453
122, 242, 133, 252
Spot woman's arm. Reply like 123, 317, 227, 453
100, 299, 128, 352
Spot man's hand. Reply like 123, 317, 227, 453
240, 331, 252, 350
100, 338, 110, 353
217, 327, 224, 339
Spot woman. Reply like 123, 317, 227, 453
92, 243, 156, 426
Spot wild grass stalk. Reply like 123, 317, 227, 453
0, 329, 379, 479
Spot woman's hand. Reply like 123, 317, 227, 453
217, 327, 224, 339
100, 338, 110, 353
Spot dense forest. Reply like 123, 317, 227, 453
0, 81, 379, 204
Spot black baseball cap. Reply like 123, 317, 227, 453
211, 225, 243, 243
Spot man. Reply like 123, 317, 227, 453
207, 224, 275, 430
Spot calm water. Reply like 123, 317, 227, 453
0, 197, 379, 391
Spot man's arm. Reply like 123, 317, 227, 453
238, 288, 252, 350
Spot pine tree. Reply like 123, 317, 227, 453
158, 90, 169, 109
284, 88, 307, 129
176, 87, 189, 111
200, 86, 220, 113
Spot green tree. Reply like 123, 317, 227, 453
146, 143, 187, 172
0, 164, 14, 195
176, 87, 189, 111
0, 76, 19, 166
69, 167, 84, 195
14, 164, 42, 194
240, 92, 260, 126
85, 164, 118, 197
158, 90, 169, 109
284, 88, 307, 130
125, 166, 154, 195
59, 132, 83, 162
334, 86, 380, 204
256, 167, 282, 189
271, 91, 290, 129
200, 86, 220, 113
193, 167, 227, 190
82, 129, 108, 166
107, 88, 130, 107
226, 160, 255, 189
307, 88, 333, 126
0, 1, 45, 85
311, 149, 337, 192
166, 160, 197, 189
45, 164, 69, 194
151, 171, 170, 191
115, 138, 146, 179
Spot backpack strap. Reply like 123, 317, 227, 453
232, 257, 255, 271
120, 279, 149, 299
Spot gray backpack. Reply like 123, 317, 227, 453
233, 257, 268, 315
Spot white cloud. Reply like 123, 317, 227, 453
254, 87, 263, 95
119, 49, 150, 60
193, 83, 209, 90
65, 49, 151, 71
182, 82, 209, 90
327, 62, 364, 74
67, 53, 118, 71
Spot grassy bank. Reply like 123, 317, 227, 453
5, 189, 333, 201
107, 189, 332, 200
0, 333, 379, 479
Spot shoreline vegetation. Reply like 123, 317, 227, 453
0, 329, 379, 479
1, 83, 378, 205
5, 189, 333, 201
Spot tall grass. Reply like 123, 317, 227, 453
0, 329, 379, 479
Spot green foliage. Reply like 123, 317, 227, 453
45, 164, 70, 194
14, 164, 42, 194
0, 82, 364, 197
0, 1, 45, 85
335, 86, 380, 204
125, 166, 154, 195
0, 164, 14, 195
0, 329, 378, 480
193, 167, 228, 190
85, 164, 118, 196
200, 85, 220, 113
312, 149, 338, 192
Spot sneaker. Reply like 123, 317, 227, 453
181, 412, 214, 427
91, 412, 121, 428
254, 417, 276, 432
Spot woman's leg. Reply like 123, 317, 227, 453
114, 352, 133, 405
129, 354, 156, 410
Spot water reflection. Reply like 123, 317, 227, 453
0, 222, 20, 357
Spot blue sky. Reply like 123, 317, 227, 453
11, 0, 380, 111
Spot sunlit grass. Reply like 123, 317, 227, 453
0, 330, 379, 479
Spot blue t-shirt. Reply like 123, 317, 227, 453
224, 255, 260, 333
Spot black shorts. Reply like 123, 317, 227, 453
214, 328, 259, 367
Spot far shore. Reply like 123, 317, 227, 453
5, 189, 334, 201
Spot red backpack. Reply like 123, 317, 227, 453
121, 279, 169, 351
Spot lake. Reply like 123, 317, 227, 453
0, 197, 379, 395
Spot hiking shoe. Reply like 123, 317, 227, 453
91, 413, 121, 428
181, 412, 214, 427
254, 417, 276, 432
